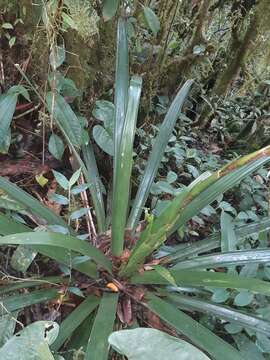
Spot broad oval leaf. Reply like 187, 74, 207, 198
92, 100, 115, 130
143, 7, 160, 36
109, 328, 210, 360
46, 92, 82, 148
52, 170, 69, 190
92, 125, 114, 156
0, 321, 59, 360
48, 133, 65, 160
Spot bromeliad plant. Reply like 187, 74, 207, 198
1, 18, 270, 360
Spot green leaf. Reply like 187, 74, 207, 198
166, 171, 177, 184
70, 208, 88, 220
35, 174, 49, 187
51, 296, 99, 351
127, 80, 193, 230
85, 292, 119, 360
64, 315, 94, 359
48, 193, 69, 205
69, 168, 81, 187
112, 76, 142, 256
145, 293, 243, 360
46, 92, 82, 148
52, 170, 69, 190
234, 334, 265, 360
82, 143, 106, 232
0, 232, 112, 273
211, 289, 230, 303
2, 23, 13, 29
256, 333, 270, 352
123, 147, 270, 276
92, 100, 115, 130
8, 36, 16, 48
0, 312, 18, 347
10, 245, 37, 272
131, 269, 270, 296
8, 85, 30, 101
0, 276, 64, 296
49, 43, 65, 70
154, 265, 177, 287
166, 293, 270, 336
109, 328, 210, 359
0, 92, 18, 153
234, 291, 254, 307
0, 177, 68, 228
68, 287, 85, 298
93, 125, 114, 156
221, 211, 237, 252
113, 18, 129, 204
143, 7, 160, 36
172, 249, 270, 270
162, 217, 270, 264
48, 133, 65, 160
1, 289, 59, 314
102, 0, 119, 21
0, 321, 59, 360
224, 323, 243, 334
0, 212, 97, 278
71, 184, 89, 195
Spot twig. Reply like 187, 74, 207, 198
13, 103, 41, 119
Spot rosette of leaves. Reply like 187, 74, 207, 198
1, 18, 270, 360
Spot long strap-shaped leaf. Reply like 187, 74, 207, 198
122, 146, 270, 276
0, 232, 111, 273
172, 248, 270, 270
82, 143, 106, 231
85, 292, 119, 360
113, 18, 129, 183
0, 213, 97, 278
161, 217, 270, 264
0, 276, 64, 295
145, 293, 244, 360
1, 289, 59, 314
0, 92, 18, 152
127, 80, 193, 231
51, 296, 100, 351
112, 76, 142, 256
166, 293, 270, 336
64, 315, 94, 357
131, 269, 270, 296
0, 177, 68, 228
